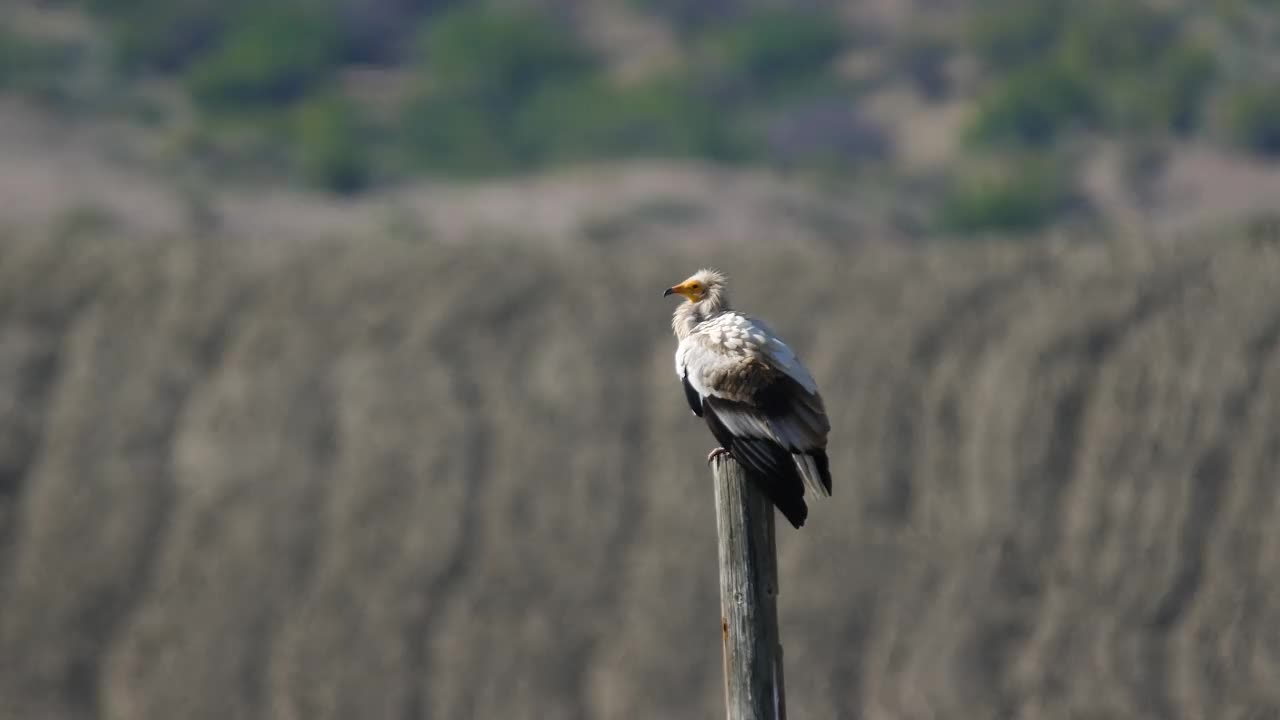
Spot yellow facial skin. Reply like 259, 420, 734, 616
663, 279, 706, 302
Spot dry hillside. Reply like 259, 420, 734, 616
1, 232, 1280, 719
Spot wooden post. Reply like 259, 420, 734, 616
711, 455, 787, 720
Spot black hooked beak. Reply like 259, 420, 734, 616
663, 287, 675, 298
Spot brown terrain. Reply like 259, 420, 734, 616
2, 229, 1279, 719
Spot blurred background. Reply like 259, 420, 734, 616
2, 0, 1280, 718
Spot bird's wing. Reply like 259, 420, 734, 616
681, 369, 703, 417
680, 313, 832, 497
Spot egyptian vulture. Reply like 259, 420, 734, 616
665, 268, 831, 528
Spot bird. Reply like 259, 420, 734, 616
664, 268, 832, 528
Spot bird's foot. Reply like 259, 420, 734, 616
706, 447, 731, 465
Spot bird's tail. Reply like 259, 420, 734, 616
794, 450, 832, 498
767, 484, 808, 529
741, 461, 808, 528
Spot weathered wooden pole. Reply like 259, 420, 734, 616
711, 454, 787, 720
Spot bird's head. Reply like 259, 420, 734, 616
664, 268, 727, 304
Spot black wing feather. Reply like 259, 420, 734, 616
752, 374, 829, 449
682, 370, 703, 417
703, 397, 808, 528
811, 448, 832, 495
747, 373, 833, 496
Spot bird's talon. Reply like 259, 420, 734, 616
707, 447, 731, 464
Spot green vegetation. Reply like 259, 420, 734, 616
0, 29, 80, 102
402, 6, 597, 173
421, 7, 593, 107
185, 6, 344, 111
8, 0, 1272, 231
629, 0, 740, 34
967, 0, 1217, 147
970, 1, 1065, 67
513, 76, 737, 163
1222, 86, 1280, 156
83, 0, 248, 72
293, 95, 370, 194
702, 10, 847, 96
968, 62, 1096, 147
944, 0, 1237, 231
400, 5, 857, 174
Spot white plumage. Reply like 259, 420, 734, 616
665, 269, 832, 528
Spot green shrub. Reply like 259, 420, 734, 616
402, 96, 519, 175
405, 72, 743, 175
937, 158, 1072, 234
185, 6, 344, 110
338, 0, 462, 64
515, 75, 742, 164
90, 0, 245, 72
403, 6, 606, 174
1102, 45, 1215, 134
1222, 86, 1280, 156
968, 61, 1096, 146
418, 6, 593, 111
1056, 4, 1214, 134
970, 0, 1217, 140
0, 30, 82, 97
293, 96, 370, 194
628, 0, 737, 35
703, 10, 847, 95
1054, 3, 1177, 72
970, 0, 1065, 66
